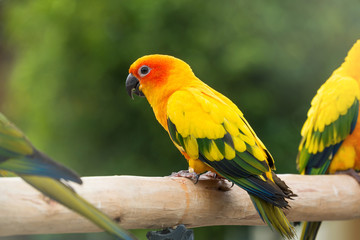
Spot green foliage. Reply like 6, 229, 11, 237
1, 0, 360, 239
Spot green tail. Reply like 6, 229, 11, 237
250, 195, 295, 239
300, 221, 321, 240
21, 175, 135, 240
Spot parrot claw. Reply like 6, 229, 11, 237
200, 171, 234, 190
335, 169, 360, 184
170, 170, 200, 183
201, 171, 226, 180
146, 224, 194, 240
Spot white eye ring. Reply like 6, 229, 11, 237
138, 65, 151, 77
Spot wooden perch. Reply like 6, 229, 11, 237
0, 174, 359, 236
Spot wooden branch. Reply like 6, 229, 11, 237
0, 174, 359, 236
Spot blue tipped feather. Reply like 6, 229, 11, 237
0, 112, 135, 239
0, 150, 82, 184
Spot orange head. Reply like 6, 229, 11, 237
126, 54, 197, 105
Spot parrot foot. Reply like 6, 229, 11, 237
201, 171, 234, 188
335, 169, 360, 184
146, 224, 194, 240
199, 171, 234, 191
201, 171, 226, 180
170, 170, 200, 183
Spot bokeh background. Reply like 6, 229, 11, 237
0, 0, 360, 239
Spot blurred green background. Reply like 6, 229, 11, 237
0, 0, 359, 239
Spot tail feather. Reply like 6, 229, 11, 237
0, 150, 82, 184
229, 174, 292, 208
250, 195, 295, 239
21, 175, 135, 240
271, 172, 297, 200
300, 221, 322, 240
224, 173, 296, 238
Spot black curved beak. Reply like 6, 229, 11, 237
126, 73, 144, 99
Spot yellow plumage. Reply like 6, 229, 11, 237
297, 40, 360, 240
127, 54, 296, 239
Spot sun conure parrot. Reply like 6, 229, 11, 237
0, 112, 134, 240
126, 54, 296, 239
297, 40, 360, 240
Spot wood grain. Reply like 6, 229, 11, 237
0, 174, 359, 236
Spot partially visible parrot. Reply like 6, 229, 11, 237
297, 40, 360, 240
0, 113, 134, 240
126, 55, 296, 239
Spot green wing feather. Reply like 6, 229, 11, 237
297, 74, 360, 240
167, 88, 270, 173
0, 113, 34, 157
0, 113, 134, 240
167, 88, 295, 238
167, 89, 286, 202
0, 113, 81, 183
297, 75, 360, 175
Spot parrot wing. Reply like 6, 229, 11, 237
0, 112, 135, 240
0, 113, 81, 183
166, 87, 288, 206
297, 73, 360, 175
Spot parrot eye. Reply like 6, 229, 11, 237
139, 65, 151, 77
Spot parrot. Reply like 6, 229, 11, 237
0, 112, 134, 240
297, 40, 360, 240
126, 54, 296, 239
